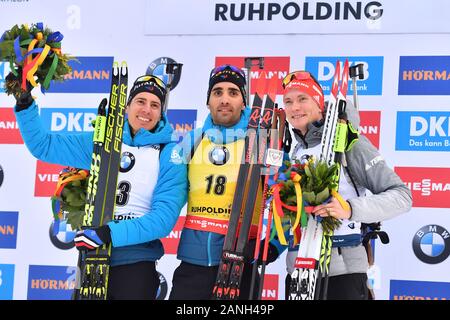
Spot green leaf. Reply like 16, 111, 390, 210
66, 210, 85, 230
316, 187, 330, 204
71, 180, 81, 187
61, 188, 69, 197
321, 216, 342, 233
65, 192, 77, 203
303, 191, 316, 204
305, 165, 312, 178
68, 199, 85, 207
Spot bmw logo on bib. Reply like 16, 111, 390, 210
209, 146, 229, 166
120, 152, 135, 173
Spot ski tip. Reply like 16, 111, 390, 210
335, 59, 341, 77
112, 62, 120, 76
278, 107, 286, 123
340, 59, 350, 96
120, 61, 128, 77
98, 98, 107, 111
331, 61, 341, 96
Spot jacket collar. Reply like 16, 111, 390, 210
292, 120, 323, 149
202, 106, 251, 144
122, 113, 174, 147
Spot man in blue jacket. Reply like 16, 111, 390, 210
169, 65, 280, 300
13, 74, 187, 300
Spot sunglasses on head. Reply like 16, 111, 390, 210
134, 75, 167, 89
210, 64, 245, 79
282, 71, 317, 89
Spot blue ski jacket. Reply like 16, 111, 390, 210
15, 102, 187, 266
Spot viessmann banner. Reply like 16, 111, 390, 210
144, 0, 450, 35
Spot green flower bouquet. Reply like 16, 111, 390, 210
51, 167, 89, 231
270, 157, 342, 244
0, 22, 75, 97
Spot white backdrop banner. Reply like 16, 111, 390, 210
0, 0, 449, 301
145, 0, 450, 35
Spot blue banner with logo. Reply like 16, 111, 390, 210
167, 109, 197, 142
47, 56, 114, 93
0, 211, 18, 249
390, 280, 450, 300
27, 265, 77, 300
305, 56, 383, 95
396, 111, 450, 152
0, 264, 15, 300
40, 108, 97, 133
398, 56, 450, 95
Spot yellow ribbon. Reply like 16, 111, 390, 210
26, 44, 50, 87
272, 202, 288, 245
291, 173, 302, 233
331, 189, 350, 211
26, 38, 38, 65
270, 173, 304, 246
54, 169, 89, 197
51, 47, 62, 55
271, 185, 288, 245
24, 32, 49, 88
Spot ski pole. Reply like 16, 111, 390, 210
243, 57, 264, 106
349, 63, 364, 111
164, 63, 183, 112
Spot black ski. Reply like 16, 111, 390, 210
212, 75, 276, 300
212, 77, 263, 300
75, 61, 128, 300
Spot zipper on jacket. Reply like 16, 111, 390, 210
293, 128, 308, 149
207, 233, 212, 266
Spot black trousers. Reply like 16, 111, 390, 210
107, 261, 160, 300
285, 273, 369, 300
169, 261, 260, 300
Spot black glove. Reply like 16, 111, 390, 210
6, 69, 34, 111
74, 225, 111, 251
243, 239, 279, 265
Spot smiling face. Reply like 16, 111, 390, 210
126, 92, 162, 135
283, 89, 323, 134
208, 82, 245, 127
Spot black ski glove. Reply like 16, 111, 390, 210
243, 239, 279, 265
6, 70, 35, 111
